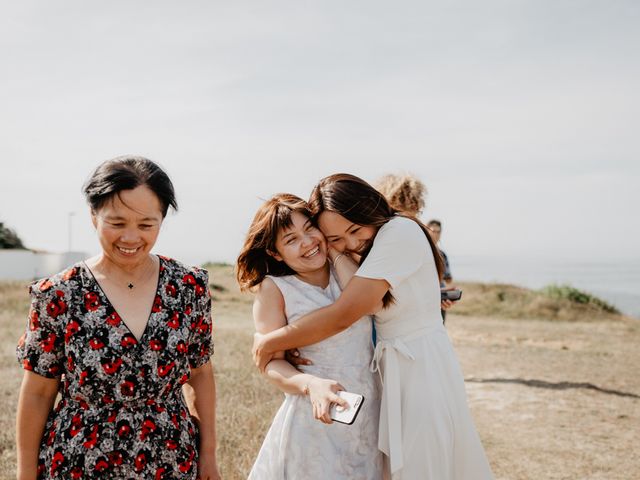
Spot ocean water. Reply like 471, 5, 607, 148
451, 255, 640, 319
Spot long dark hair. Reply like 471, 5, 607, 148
309, 173, 444, 307
236, 194, 315, 291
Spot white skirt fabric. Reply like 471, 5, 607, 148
249, 365, 383, 480
372, 325, 494, 480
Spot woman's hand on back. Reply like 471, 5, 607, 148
307, 377, 348, 424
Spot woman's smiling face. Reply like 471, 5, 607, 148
91, 185, 163, 267
317, 211, 377, 257
272, 211, 328, 274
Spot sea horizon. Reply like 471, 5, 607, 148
4, 248, 637, 319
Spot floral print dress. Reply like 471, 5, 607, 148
16, 256, 213, 479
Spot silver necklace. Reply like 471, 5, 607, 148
125, 258, 155, 291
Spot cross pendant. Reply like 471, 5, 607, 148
128, 283, 134, 289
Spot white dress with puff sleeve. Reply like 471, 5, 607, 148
357, 216, 493, 479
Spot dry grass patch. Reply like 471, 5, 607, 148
0, 266, 638, 479
454, 282, 629, 322
0, 281, 30, 479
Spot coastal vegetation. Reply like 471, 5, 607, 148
0, 222, 25, 249
453, 282, 624, 321
541, 284, 619, 314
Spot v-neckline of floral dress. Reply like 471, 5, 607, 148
16, 256, 214, 478
81, 256, 164, 345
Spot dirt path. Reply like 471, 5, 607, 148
449, 315, 640, 479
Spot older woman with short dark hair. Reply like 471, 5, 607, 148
16, 156, 221, 479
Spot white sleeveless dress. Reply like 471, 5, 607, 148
248, 270, 384, 480
357, 216, 494, 479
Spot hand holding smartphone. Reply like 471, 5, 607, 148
329, 391, 364, 425
441, 288, 462, 301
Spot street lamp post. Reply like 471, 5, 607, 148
67, 212, 75, 252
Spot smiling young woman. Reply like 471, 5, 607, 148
236, 193, 384, 479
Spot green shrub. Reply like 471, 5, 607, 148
203, 261, 232, 268
0, 222, 25, 249
541, 284, 619, 314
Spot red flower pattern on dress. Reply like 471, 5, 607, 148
84, 292, 100, 311
16, 257, 213, 478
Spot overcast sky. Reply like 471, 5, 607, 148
1, 0, 638, 266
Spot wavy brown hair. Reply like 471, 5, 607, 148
236, 193, 314, 291
309, 173, 444, 307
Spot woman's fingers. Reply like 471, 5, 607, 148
330, 392, 349, 410
251, 334, 273, 372
251, 333, 262, 367
285, 349, 312, 366
319, 401, 333, 424
308, 378, 352, 424
314, 402, 331, 424
329, 383, 350, 409
259, 352, 273, 373
312, 399, 333, 424
253, 346, 270, 372
441, 299, 453, 310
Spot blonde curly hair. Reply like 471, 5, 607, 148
374, 173, 427, 215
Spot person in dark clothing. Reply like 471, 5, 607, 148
427, 219, 454, 324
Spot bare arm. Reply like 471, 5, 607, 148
255, 279, 340, 395
254, 278, 348, 421
253, 276, 389, 371
329, 249, 359, 291
16, 371, 60, 480
329, 248, 383, 314
184, 361, 221, 480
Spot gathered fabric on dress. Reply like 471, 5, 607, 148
357, 216, 494, 480
248, 270, 384, 480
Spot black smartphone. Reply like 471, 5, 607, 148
441, 289, 462, 301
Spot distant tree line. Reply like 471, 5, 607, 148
0, 222, 25, 249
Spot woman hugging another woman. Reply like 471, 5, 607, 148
236, 193, 384, 480
253, 174, 494, 480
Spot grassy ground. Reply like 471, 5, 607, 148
1, 266, 639, 479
